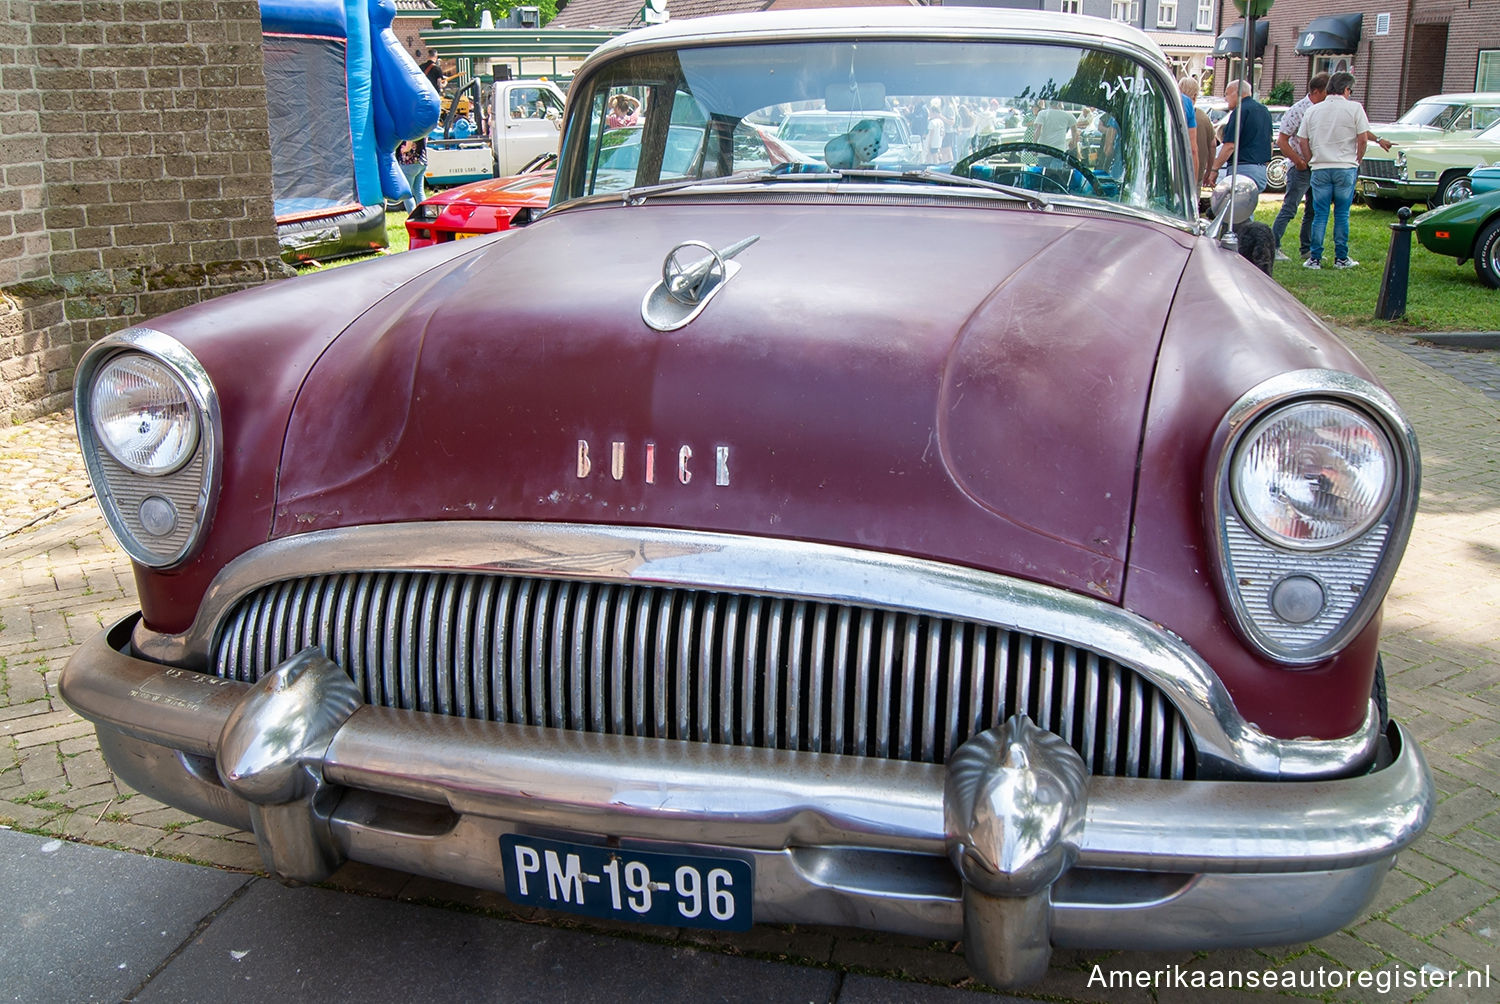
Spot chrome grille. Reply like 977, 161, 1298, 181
211, 572, 1195, 778
1359, 157, 1398, 180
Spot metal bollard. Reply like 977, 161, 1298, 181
1376, 207, 1416, 320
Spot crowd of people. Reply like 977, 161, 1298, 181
397, 59, 1394, 270
1181, 70, 1391, 271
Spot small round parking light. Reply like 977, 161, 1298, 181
1270, 574, 1325, 624
138, 495, 179, 537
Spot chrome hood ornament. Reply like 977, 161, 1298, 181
642, 235, 759, 332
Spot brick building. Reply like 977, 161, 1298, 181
1209, 0, 1500, 120
394, 0, 443, 63
0, 0, 287, 426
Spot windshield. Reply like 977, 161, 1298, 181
556, 37, 1190, 218
1398, 101, 1465, 129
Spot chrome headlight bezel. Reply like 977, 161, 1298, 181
74, 328, 222, 569
1208, 371, 1419, 667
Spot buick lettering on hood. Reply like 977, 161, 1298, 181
63, 8, 1432, 989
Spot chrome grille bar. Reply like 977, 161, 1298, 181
212, 571, 1196, 778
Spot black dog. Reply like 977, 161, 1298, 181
1233, 220, 1275, 276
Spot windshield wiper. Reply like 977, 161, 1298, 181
837, 168, 1052, 209
615, 166, 1051, 209
618, 172, 786, 204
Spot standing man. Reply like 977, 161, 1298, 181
1178, 76, 1200, 185
1297, 71, 1392, 269
1269, 73, 1328, 262
1205, 80, 1272, 191
1029, 99, 1081, 157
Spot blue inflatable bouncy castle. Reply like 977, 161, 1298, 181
260, 0, 440, 262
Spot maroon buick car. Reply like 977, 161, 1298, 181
63, 8, 1431, 989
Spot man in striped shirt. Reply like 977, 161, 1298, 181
1269, 73, 1328, 262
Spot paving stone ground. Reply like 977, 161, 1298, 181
2, 330, 1498, 1002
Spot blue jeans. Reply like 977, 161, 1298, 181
1271, 165, 1313, 255
1308, 167, 1357, 262
1217, 162, 1268, 192
399, 160, 427, 212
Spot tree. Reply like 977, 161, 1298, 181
431, 0, 558, 28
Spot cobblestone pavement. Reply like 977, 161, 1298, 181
1375, 333, 1500, 403
3, 332, 1498, 1002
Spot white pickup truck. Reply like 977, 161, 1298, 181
425, 78, 567, 187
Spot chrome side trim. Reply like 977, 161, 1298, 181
73, 327, 222, 569
128, 524, 1380, 779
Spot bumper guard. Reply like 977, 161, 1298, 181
63, 619, 1434, 989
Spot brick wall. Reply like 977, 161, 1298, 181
1211, 0, 1500, 117
0, 0, 288, 426
1443, 3, 1500, 93
1405, 23, 1450, 110
394, 15, 437, 64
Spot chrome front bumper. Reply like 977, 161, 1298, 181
1359, 177, 1436, 201
64, 616, 1433, 989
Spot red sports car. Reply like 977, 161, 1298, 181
404, 165, 555, 249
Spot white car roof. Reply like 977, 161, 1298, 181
1410, 93, 1500, 104
582, 7, 1168, 72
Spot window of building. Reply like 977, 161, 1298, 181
1060, 0, 1080, 12
1313, 55, 1355, 78
1112, 0, 1139, 22
1480, 50, 1500, 92
1158, 0, 1176, 28
1222, 57, 1263, 95
1196, 0, 1212, 30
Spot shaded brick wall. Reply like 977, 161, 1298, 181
1212, 0, 1500, 119
1444, 4, 1500, 93
1, 0, 289, 426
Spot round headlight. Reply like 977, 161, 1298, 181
89, 353, 200, 475
1231, 401, 1396, 550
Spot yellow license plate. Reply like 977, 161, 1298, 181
454, 232, 482, 240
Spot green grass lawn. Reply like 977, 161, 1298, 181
1254, 196, 1496, 333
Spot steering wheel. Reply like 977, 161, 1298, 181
953, 141, 1102, 197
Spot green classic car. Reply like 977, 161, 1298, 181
1413, 167, 1500, 287
1359, 115, 1500, 207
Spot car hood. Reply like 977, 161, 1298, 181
277, 199, 1194, 600
427, 172, 555, 206
1388, 135, 1500, 159
1372, 123, 1462, 145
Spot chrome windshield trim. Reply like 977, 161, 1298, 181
133, 522, 1378, 780
550, 182, 1200, 234
555, 12, 1197, 220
